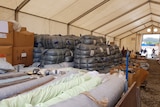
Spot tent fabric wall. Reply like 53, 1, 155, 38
136, 33, 143, 52
18, 12, 50, 34
49, 21, 67, 35
121, 34, 136, 52
18, 13, 67, 35
69, 26, 91, 36
106, 36, 114, 43
0, 7, 14, 21
115, 39, 120, 47
92, 32, 104, 37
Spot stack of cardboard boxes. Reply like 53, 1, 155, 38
13, 29, 34, 66
0, 22, 13, 64
0, 21, 34, 66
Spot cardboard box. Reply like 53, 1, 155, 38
0, 22, 13, 45
20, 27, 27, 31
13, 47, 33, 66
0, 46, 12, 64
14, 31, 34, 47
128, 68, 149, 87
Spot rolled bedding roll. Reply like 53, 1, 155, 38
0, 75, 54, 100
50, 74, 125, 107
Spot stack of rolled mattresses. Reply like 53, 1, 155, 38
0, 70, 125, 107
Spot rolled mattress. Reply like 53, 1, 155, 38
50, 74, 125, 107
0, 75, 54, 100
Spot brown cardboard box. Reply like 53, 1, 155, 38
14, 31, 34, 47
128, 68, 149, 87
0, 46, 12, 64
20, 27, 27, 31
13, 47, 33, 66
0, 22, 13, 45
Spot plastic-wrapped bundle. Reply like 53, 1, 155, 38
42, 35, 65, 49
74, 43, 97, 71
41, 49, 73, 65
74, 44, 96, 58
109, 45, 116, 55
110, 45, 122, 65
80, 35, 97, 45
76, 43, 96, 51
96, 36, 106, 45
41, 35, 50, 48
95, 46, 107, 70
34, 34, 44, 47
63, 35, 80, 50
74, 58, 97, 71
33, 47, 44, 63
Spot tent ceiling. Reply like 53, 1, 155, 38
0, 0, 23, 9
1, 0, 160, 39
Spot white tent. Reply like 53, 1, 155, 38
1, 0, 160, 51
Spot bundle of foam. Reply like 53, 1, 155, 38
34, 34, 45, 48
80, 35, 97, 45
113, 45, 122, 65
74, 43, 98, 71
41, 35, 65, 49
33, 47, 44, 63
63, 35, 80, 50
40, 49, 73, 66
94, 46, 108, 70
41, 34, 80, 50
108, 45, 122, 66
33, 34, 46, 63
96, 36, 106, 45
33, 34, 80, 66
105, 45, 114, 67
0, 70, 126, 107
74, 35, 109, 71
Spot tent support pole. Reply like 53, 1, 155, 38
67, 24, 70, 35
15, 0, 30, 21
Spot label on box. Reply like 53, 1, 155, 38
0, 21, 8, 33
21, 53, 27, 57
0, 33, 7, 38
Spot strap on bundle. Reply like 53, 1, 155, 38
82, 91, 108, 107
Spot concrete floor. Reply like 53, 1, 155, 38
141, 60, 160, 107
